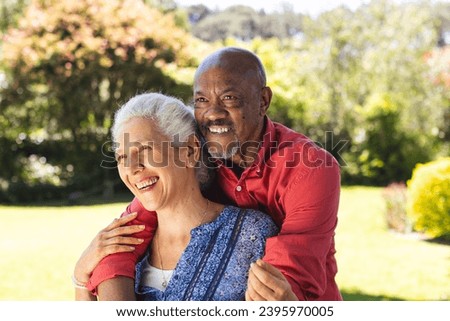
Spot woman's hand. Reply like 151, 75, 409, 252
245, 259, 298, 301
74, 212, 145, 285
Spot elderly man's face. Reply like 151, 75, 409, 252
193, 66, 267, 163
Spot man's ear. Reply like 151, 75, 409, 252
260, 86, 272, 116
186, 134, 201, 167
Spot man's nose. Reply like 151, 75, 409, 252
204, 98, 228, 121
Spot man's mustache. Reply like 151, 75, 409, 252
201, 120, 234, 129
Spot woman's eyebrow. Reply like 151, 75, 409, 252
115, 151, 125, 159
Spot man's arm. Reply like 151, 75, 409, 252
86, 197, 157, 294
263, 153, 341, 300
97, 277, 136, 301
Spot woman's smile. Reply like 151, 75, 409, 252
135, 176, 159, 191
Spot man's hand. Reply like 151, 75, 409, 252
245, 259, 298, 301
74, 212, 145, 285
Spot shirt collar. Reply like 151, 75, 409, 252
252, 116, 276, 173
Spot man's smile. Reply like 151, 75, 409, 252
208, 126, 231, 134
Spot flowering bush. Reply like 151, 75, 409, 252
407, 158, 450, 239
382, 182, 412, 233
0, 0, 198, 201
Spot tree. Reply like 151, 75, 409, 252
0, 0, 29, 33
186, 4, 211, 25
0, 0, 197, 202
278, 0, 445, 184
188, 4, 303, 42
229, 0, 447, 185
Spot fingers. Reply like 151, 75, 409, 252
93, 212, 145, 254
105, 212, 140, 231
251, 260, 284, 290
246, 266, 274, 301
101, 243, 137, 256
246, 260, 298, 301
104, 224, 146, 239
246, 283, 266, 301
255, 259, 285, 280
247, 262, 277, 300
75, 213, 144, 283
101, 235, 144, 247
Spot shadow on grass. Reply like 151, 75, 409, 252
425, 236, 450, 246
342, 291, 404, 301
1, 192, 134, 207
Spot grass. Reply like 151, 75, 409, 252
335, 187, 449, 301
0, 187, 448, 300
0, 200, 132, 300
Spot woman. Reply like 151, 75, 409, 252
73, 93, 278, 300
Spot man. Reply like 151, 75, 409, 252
87, 47, 342, 300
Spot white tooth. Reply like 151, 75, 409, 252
210, 127, 230, 133
137, 178, 158, 190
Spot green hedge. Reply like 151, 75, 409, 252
407, 158, 450, 239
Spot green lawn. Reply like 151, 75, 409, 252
0, 187, 448, 300
335, 187, 449, 300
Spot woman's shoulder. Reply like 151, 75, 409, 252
224, 205, 279, 237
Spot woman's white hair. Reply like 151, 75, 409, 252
111, 92, 195, 144
111, 92, 214, 189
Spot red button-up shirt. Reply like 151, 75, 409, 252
88, 117, 342, 300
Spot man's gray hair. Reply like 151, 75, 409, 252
111, 92, 214, 189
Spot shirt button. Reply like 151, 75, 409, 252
236, 185, 242, 192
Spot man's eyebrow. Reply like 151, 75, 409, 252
220, 87, 239, 94
194, 87, 239, 96
194, 89, 206, 96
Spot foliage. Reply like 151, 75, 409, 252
188, 4, 303, 42
425, 46, 450, 146
345, 93, 431, 185
302, 1, 445, 183
381, 182, 411, 233
0, 0, 29, 33
406, 157, 450, 239
234, 0, 447, 185
1, 0, 449, 202
0, 0, 197, 202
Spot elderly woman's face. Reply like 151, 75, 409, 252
115, 117, 192, 211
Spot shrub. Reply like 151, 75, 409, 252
382, 182, 412, 233
407, 158, 450, 239
347, 93, 431, 185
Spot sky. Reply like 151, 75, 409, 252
175, 0, 447, 16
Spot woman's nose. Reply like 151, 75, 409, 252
126, 152, 144, 175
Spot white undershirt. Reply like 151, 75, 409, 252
139, 258, 175, 291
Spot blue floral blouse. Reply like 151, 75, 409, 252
134, 205, 279, 301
